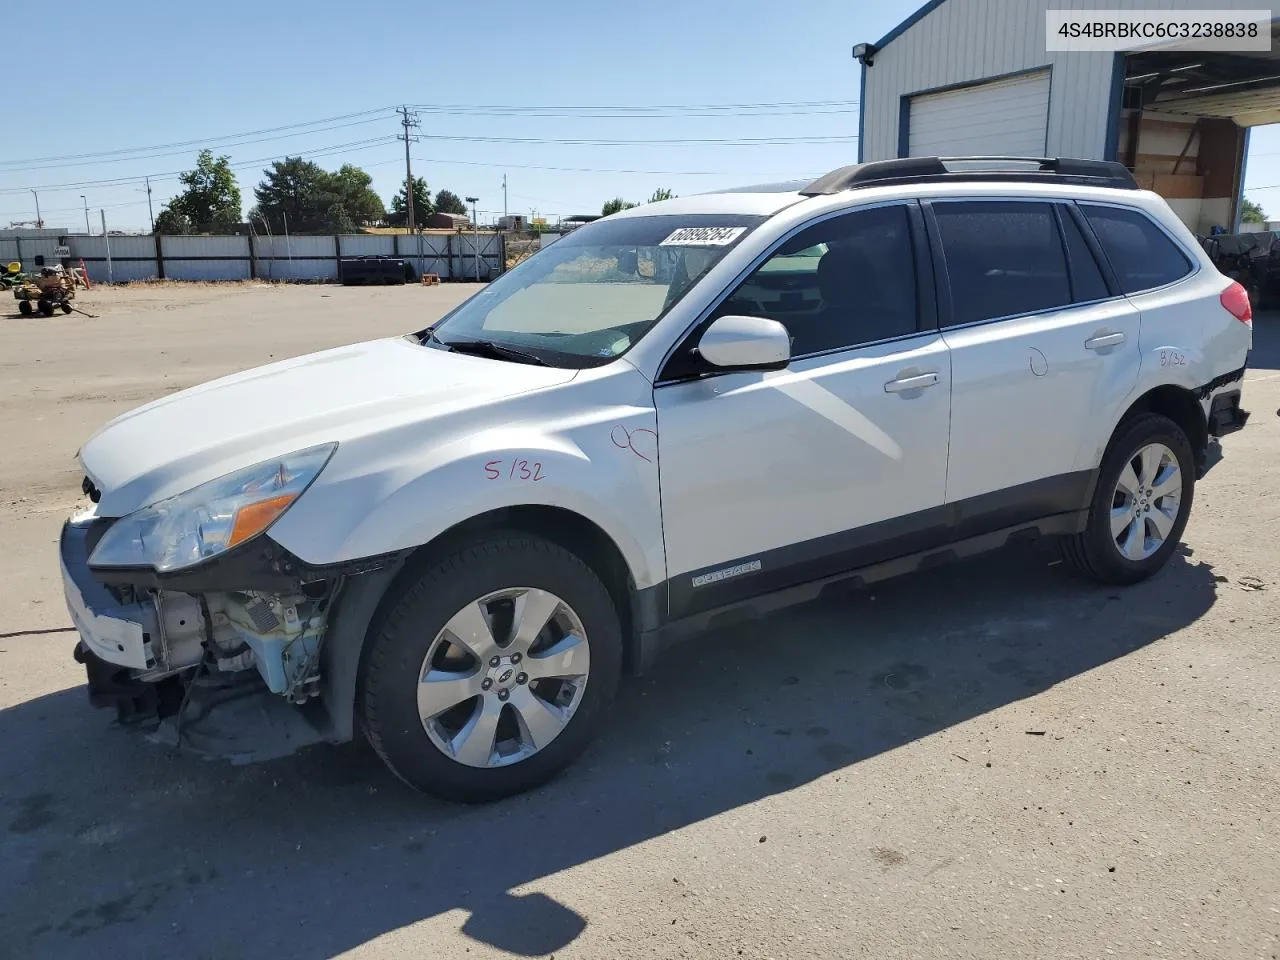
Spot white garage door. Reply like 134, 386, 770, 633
907, 70, 1051, 158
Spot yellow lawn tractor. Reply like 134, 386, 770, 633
13, 266, 76, 317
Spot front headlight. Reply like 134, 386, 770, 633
88, 444, 336, 572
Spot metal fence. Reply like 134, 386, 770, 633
0, 231, 506, 283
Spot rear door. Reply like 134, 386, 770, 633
928, 198, 1142, 513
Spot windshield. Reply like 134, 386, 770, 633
422, 213, 766, 367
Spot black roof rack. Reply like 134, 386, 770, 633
800, 157, 1138, 196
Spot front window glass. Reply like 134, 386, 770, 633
422, 214, 765, 367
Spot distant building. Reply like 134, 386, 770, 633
498, 215, 528, 231
856, 0, 1280, 233
425, 212, 471, 229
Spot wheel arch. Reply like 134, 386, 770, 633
319, 504, 651, 743
1109, 383, 1208, 471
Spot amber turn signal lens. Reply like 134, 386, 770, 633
228, 494, 297, 547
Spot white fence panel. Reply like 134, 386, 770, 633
399, 234, 450, 278
93, 259, 160, 283
74, 235, 154, 259
71, 235, 159, 282
454, 234, 502, 280
162, 235, 250, 258
164, 259, 252, 281
338, 234, 394, 256
261, 259, 338, 281
16, 236, 64, 266
255, 235, 335, 259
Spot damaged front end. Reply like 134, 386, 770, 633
61, 513, 353, 762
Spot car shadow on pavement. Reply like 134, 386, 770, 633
0, 542, 1220, 959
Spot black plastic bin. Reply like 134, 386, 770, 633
338, 256, 407, 286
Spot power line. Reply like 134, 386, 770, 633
408, 106, 857, 119
0, 107, 396, 169
0, 116, 393, 173
422, 134, 857, 146
421, 156, 817, 177
0, 99, 858, 171
410, 99, 858, 113
0, 136, 401, 196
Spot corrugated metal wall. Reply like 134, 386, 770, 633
0, 232, 504, 283
860, 0, 1219, 162
338, 235, 394, 256
77, 236, 158, 283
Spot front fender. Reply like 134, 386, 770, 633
270, 409, 666, 590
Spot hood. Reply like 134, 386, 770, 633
80, 336, 577, 517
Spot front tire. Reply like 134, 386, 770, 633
360, 535, 622, 803
1061, 412, 1195, 585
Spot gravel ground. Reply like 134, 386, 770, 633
1, 284, 1277, 960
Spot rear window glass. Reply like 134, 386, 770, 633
933, 201, 1071, 326
1081, 205, 1192, 294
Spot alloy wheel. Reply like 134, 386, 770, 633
417, 588, 590, 768
1110, 442, 1182, 562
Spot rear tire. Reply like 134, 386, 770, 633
37, 299, 54, 317
1060, 412, 1195, 585
360, 535, 622, 803
17, 300, 33, 316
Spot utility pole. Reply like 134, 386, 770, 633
80, 195, 90, 234
31, 189, 42, 229
145, 177, 155, 234
101, 210, 113, 283
502, 174, 508, 225
465, 197, 480, 280
396, 106, 421, 233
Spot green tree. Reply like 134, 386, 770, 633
434, 189, 469, 216
253, 157, 381, 233
648, 187, 676, 203
332, 164, 385, 228
159, 149, 242, 233
602, 197, 639, 216
390, 176, 433, 227
153, 207, 193, 235
1241, 197, 1266, 224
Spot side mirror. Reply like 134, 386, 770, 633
696, 315, 790, 371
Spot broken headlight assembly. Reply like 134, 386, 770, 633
88, 443, 336, 572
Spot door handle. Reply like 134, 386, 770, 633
884, 372, 939, 394
1085, 332, 1126, 350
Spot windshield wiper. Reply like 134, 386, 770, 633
439, 338, 550, 366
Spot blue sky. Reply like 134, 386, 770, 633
3, 0, 1278, 231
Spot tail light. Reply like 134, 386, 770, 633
1220, 281, 1253, 326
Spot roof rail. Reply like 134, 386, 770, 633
799, 157, 1138, 196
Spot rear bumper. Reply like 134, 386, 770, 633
1199, 355, 1250, 438
1208, 389, 1250, 437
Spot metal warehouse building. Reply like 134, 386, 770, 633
856, 0, 1280, 233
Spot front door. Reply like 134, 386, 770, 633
653, 203, 952, 619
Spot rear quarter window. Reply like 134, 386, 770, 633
1081, 205, 1193, 295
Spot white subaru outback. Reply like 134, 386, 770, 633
62, 157, 1252, 802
